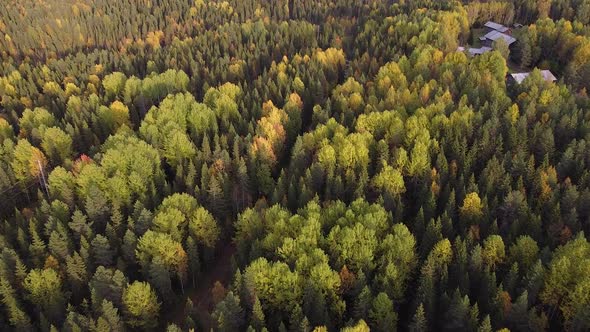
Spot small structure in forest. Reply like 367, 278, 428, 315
481, 30, 516, 47
467, 46, 492, 56
480, 21, 516, 47
508, 70, 557, 84
457, 46, 492, 56
484, 21, 511, 34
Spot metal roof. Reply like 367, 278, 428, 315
467, 46, 492, 56
510, 70, 557, 84
457, 46, 492, 56
540, 70, 557, 82
483, 30, 516, 45
484, 21, 509, 33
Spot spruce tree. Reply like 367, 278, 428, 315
252, 295, 266, 331
213, 291, 245, 332
409, 304, 427, 332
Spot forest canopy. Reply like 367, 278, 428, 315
1, 0, 590, 331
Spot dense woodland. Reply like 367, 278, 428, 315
0, 0, 590, 331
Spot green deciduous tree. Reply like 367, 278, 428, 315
12, 139, 48, 182
41, 127, 73, 165
122, 281, 160, 329
189, 207, 220, 248
376, 223, 417, 302
540, 234, 590, 326
508, 235, 539, 272
482, 235, 506, 269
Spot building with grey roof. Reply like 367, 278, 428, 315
457, 46, 493, 56
509, 70, 557, 84
468, 46, 492, 56
484, 21, 510, 33
482, 30, 516, 47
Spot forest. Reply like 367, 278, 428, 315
0, 0, 590, 331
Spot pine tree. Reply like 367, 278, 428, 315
409, 304, 427, 332
519, 34, 532, 68
478, 315, 492, 332
14, 258, 28, 287
106, 206, 123, 248
208, 174, 227, 217
96, 300, 124, 331
121, 230, 137, 264
186, 237, 200, 287
79, 236, 91, 270
132, 201, 153, 236
213, 291, 245, 332
507, 291, 528, 331
468, 303, 480, 332
300, 317, 311, 332
503, 263, 519, 296
443, 290, 471, 331
28, 223, 47, 268
303, 283, 329, 327
354, 286, 372, 320
420, 217, 443, 259
0, 279, 33, 331
524, 260, 544, 303
166, 323, 183, 332
149, 260, 174, 303
48, 227, 72, 262
91, 235, 114, 267
68, 210, 93, 245
65, 252, 88, 303
23, 268, 66, 324
85, 186, 109, 232
289, 304, 305, 331
252, 295, 266, 331
369, 292, 397, 332
89, 267, 127, 311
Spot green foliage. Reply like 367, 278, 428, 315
23, 268, 65, 323
375, 223, 418, 301
19, 108, 56, 143
103, 72, 127, 100
189, 207, 220, 248
509, 235, 539, 272
492, 39, 510, 60
541, 234, 590, 326
41, 127, 73, 165
136, 231, 187, 282
213, 291, 245, 332
369, 292, 398, 332
1, 0, 590, 330
482, 235, 506, 269
409, 304, 427, 332
372, 165, 406, 197
122, 281, 160, 329
244, 258, 302, 316
11, 139, 48, 182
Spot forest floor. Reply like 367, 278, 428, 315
170, 242, 237, 330
470, 28, 486, 47
507, 58, 527, 73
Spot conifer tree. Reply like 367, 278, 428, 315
409, 304, 427, 332
213, 291, 245, 332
